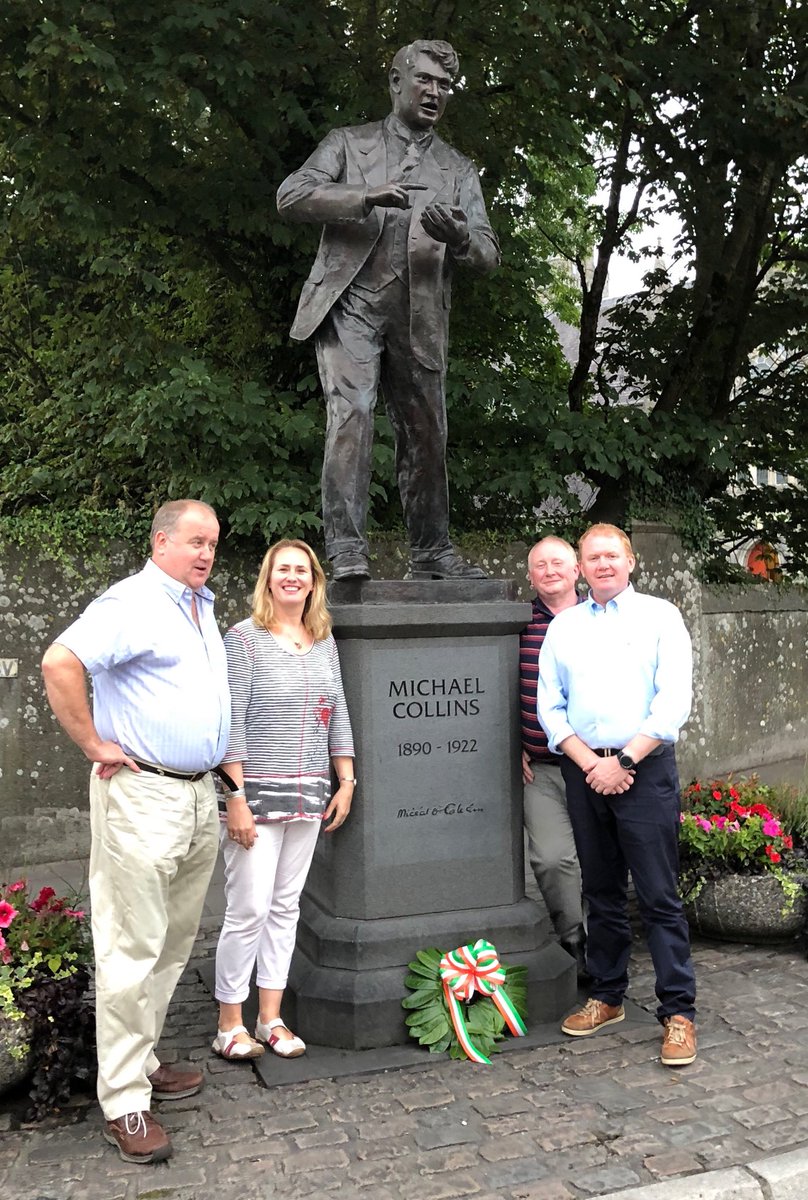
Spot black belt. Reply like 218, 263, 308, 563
592, 746, 666, 758
132, 760, 209, 783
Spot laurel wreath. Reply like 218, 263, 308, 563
402, 946, 528, 1060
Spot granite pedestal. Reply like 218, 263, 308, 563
286, 580, 576, 1048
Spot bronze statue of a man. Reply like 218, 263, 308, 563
277, 39, 499, 580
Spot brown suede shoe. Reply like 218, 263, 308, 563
661, 1015, 697, 1066
148, 1062, 204, 1100
561, 997, 625, 1037
104, 1111, 172, 1163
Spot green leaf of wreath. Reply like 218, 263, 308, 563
403, 974, 441, 991
415, 948, 443, 968
407, 959, 441, 979
402, 991, 440, 1011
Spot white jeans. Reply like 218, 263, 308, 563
523, 761, 584, 941
90, 768, 218, 1120
214, 818, 321, 1002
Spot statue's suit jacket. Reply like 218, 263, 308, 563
277, 121, 499, 373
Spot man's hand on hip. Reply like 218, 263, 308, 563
94, 744, 141, 780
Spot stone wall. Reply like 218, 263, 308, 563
1, 524, 806, 868
631, 523, 808, 781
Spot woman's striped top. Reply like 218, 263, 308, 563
220, 619, 354, 822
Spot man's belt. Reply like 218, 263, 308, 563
131, 761, 242, 791
592, 746, 665, 758
132, 759, 209, 783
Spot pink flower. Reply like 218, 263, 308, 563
65, 909, 86, 920
6, 880, 25, 893
762, 818, 781, 837
697, 817, 712, 832
1, 944, 10, 965
0, 901, 18, 929
713, 815, 728, 830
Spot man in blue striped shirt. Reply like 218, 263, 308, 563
42, 499, 231, 1162
537, 524, 697, 1067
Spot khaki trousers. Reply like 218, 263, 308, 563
523, 761, 584, 941
89, 767, 218, 1120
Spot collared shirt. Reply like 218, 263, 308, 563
536, 584, 692, 753
55, 559, 231, 772
520, 594, 583, 761
384, 113, 434, 156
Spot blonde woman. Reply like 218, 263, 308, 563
212, 540, 355, 1060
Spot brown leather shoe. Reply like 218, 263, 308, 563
104, 1111, 172, 1163
661, 1015, 697, 1066
148, 1062, 204, 1100
561, 997, 625, 1037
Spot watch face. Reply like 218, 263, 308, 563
618, 753, 635, 770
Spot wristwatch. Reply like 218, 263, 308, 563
617, 751, 637, 771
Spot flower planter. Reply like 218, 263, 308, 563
0, 1011, 35, 1096
685, 874, 807, 943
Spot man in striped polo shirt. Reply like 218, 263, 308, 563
520, 536, 587, 979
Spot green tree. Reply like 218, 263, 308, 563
1, 1, 806, 572
552, 0, 808, 569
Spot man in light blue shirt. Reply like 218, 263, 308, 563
42, 500, 231, 1163
537, 524, 697, 1067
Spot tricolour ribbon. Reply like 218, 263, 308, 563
439, 939, 527, 1064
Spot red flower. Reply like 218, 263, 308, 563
0, 901, 18, 929
712, 790, 722, 801
783, 835, 793, 850
750, 803, 773, 818
31, 886, 56, 913
765, 845, 781, 863
729, 787, 740, 801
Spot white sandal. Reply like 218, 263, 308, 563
255, 1017, 306, 1058
212, 1024, 265, 1060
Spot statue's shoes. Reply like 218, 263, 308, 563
410, 552, 487, 580
331, 552, 371, 581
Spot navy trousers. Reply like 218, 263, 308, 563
561, 747, 696, 1022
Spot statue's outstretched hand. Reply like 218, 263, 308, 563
365, 183, 428, 210
421, 203, 469, 249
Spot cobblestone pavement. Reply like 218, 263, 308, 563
2, 888, 807, 1200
